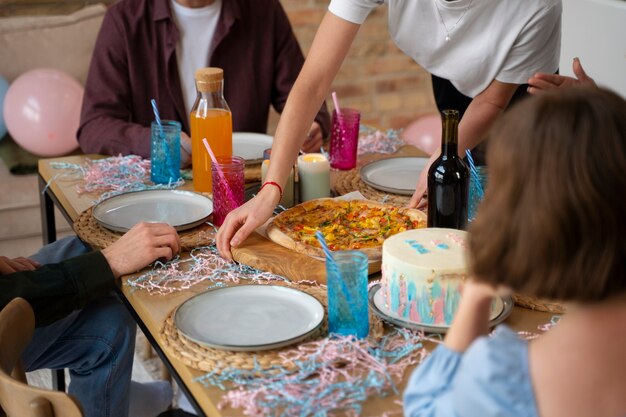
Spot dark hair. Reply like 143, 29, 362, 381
469, 87, 626, 302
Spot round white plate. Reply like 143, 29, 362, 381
368, 284, 512, 334
92, 189, 213, 232
359, 157, 429, 195
174, 285, 325, 351
233, 132, 273, 164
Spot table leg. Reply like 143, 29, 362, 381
38, 175, 67, 392
38, 175, 57, 245
116, 288, 207, 417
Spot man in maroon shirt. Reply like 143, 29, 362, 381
78, 0, 331, 163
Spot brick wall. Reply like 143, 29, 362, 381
271, 0, 437, 134
0, 0, 437, 133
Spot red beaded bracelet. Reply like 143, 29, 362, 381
259, 181, 283, 200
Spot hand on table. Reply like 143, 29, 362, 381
102, 222, 181, 278
216, 185, 281, 260
528, 58, 596, 95
180, 132, 192, 168
0, 256, 41, 275
301, 122, 323, 153
408, 152, 439, 209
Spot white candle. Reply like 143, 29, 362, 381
297, 153, 330, 202
262, 159, 295, 207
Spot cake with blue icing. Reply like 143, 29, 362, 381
380, 228, 469, 326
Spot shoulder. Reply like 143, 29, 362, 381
452, 326, 538, 417
103, 0, 153, 30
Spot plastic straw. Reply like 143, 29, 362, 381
150, 98, 174, 177
202, 138, 237, 204
151, 99, 162, 127
315, 231, 356, 310
331, 91, 342, 118
465, 149, 484, 198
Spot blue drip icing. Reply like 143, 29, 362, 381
417, 287, 434, 325
406, 281, 417, 319
443, 283, 462, 324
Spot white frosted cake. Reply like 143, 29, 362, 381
380, 228, 469, 326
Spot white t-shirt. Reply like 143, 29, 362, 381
329, 0, 561, 98
170, 0, 222, 114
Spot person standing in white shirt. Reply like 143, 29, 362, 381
216, 0, 561, 259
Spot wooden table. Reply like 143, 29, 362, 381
38, 153, 554, 417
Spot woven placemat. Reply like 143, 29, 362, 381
73, 206, 216, 251
334, 168, 411, 206
512, 293, 566, 314
160, 281, 384, 374
245, 163, 261, 183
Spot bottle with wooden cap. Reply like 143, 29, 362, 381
190, 67, 233, 193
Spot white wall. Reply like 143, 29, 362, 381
560, 0, 626, 98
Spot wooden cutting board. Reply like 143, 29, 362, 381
231, 232, 381, 284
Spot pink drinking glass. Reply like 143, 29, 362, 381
329, 108, 361, 170
211, 156, 245, 227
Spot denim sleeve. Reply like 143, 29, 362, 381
403, 344, 462, 417
404, 326, 538, 417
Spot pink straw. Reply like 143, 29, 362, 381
331, 91, 342, 117
202, 138, 237, 204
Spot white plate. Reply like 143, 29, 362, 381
359, 157, 429, 195
369, 284, 512, 334
174, 285, 325, 351
233, 132, 273, 164
93, 189, 213, 232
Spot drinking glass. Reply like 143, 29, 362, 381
329, 108, 361, 170
468, 166, 487, 222
326, 250, 369, 338
150, 120, 181, 184
211, 156, 245, 227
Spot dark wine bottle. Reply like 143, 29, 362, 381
427, 109, 469, 230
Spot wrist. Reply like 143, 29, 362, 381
101, 248, 122, 279
259, 181, 283, 202
257, 181, 282, 205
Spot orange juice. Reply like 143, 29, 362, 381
190, 108, 232, 192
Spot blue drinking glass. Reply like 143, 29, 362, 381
150, 120, 181, 184
326, 250, 369, 339
468, 165, 487, 222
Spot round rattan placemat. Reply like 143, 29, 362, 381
334, 168, 411, 206
512, 294, 566, 314
160, 281, 384, 374
73, 206, 216, 251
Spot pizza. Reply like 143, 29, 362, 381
266, 198, 426, 260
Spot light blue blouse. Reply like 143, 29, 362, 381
403, 325, 539, 417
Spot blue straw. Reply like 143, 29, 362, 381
150, 99, 174, 179
151, 99, 162, 127
315, 231, 356, 310
465, 149, 484, 198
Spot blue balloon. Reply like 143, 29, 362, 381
0, 75, 9, 140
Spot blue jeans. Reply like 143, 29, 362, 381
21, 237, 136, 417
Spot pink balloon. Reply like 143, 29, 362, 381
3, 68, 83, 157
401, 114, 441, 156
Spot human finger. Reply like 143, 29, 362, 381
11, 257, 39, 271
0, 257, 16, 275
216, 212, 243, 260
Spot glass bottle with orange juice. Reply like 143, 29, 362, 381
190, 67, 233, 193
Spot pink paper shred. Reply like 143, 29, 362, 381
357, 126, 405, 156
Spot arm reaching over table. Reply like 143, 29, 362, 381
216, 12, 360, 260
528, 58, 596, 94
408, 80, 520, 209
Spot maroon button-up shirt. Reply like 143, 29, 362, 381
78, 0, 330, 158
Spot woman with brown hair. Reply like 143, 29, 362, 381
403, 86, 626, 417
